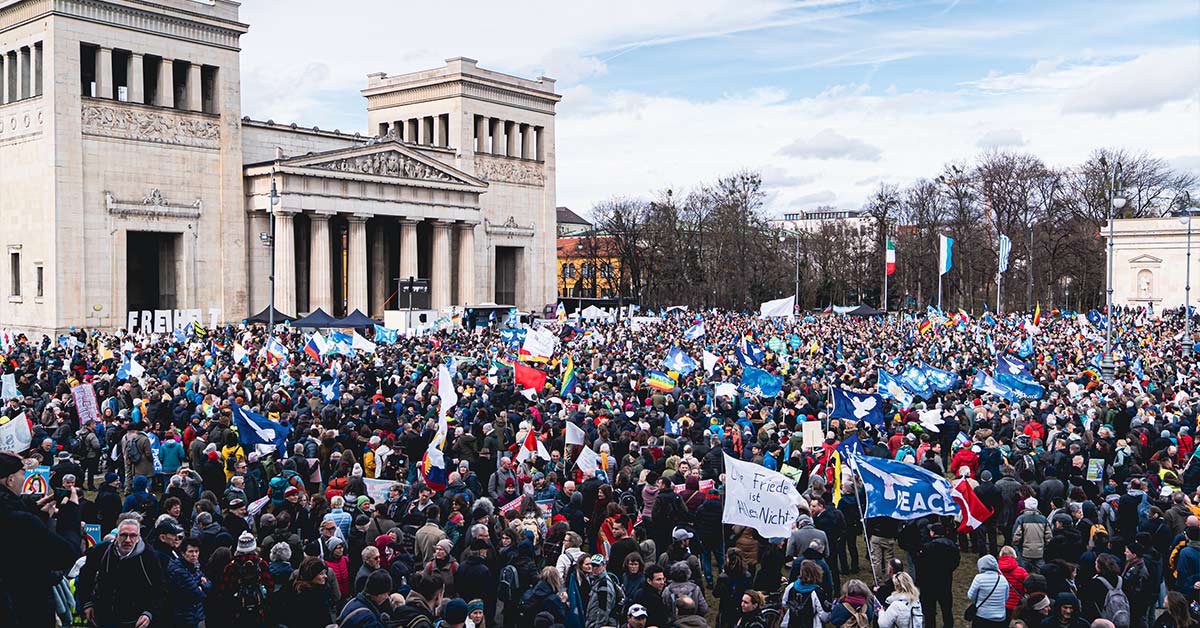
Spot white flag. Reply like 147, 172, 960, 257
703, 350, 721, 375
433, 364, 456, 449
0, 412, 32, 453
721, 453, 805, 538
129, 355, 145, 378
715, 382, 738, 399
759, 295, 796, 318
0, 374, 17, 400
565, 421, 586, 446
352, 331, 377, 353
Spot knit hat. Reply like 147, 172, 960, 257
1023, 497, 1038, 511
284, 486, 300, 497
352, 463, 363, 478
326, 536, 345, 552
364, 569, 393, 596
236, 531, 257, 555
467, 599, 485, 615
1031, 593, 1051, 611
436, 539, 454, 554
443, 598, 469, 623
104, 471, 119, 485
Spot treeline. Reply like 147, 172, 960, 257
587, 149, 1196, 312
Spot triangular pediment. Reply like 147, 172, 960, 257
285, 141, 486, 188
1128, 254, 1163, 264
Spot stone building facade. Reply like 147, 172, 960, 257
1104, 217, 1199, 309
0, 0, 560, 335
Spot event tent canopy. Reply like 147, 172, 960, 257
290, 308, 340, 328
244, 306, 296, 324
336, 309, 382, 328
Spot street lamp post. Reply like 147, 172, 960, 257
1179, 191, 1194, 354
1101, 162, 1125, 383
266, 175, 280, 331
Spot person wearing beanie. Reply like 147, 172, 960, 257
0, 450, 83, 625
325, 535, 352, 603
272, 556, 336, 627
1013, 495, 1051, 568
95, 469, 125, 534
1015, 591, 1053, 628
268, 541, 295, 588
336, 568, 393, 627
442, 597, 469, 627
426, 538, 459, 597
217, 530, 273, 625
1121, 539, 1153, 628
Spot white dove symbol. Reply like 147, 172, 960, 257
851, 395, 877, 418
1007, 362, 1022, 375
859, 461, 918, 500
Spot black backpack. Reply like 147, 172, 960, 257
124, 435, 142, 464
229, 557, 267, 619
497, 564, 520, 603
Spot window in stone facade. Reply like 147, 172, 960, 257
8, 250, 20, 298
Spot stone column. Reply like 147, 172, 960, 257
521, 123, 533, 159
346, 214, 369, 314
370, 226, 387, 316
157, 59, 174, 108
187, 63, 202, 111
456, 222, 476, 305
507, 121, 519, 157
273, 211, 297, 316
128, 53, 144, 103
309, 212, 334, 313
96, 47, 113, 99
398, 218, 419, 282
431, 220, 452, 311
475, 115, 487, 152
1, 54, 8, 105
491, 118, 505, 156
33, 44, 42, 97
17, 47, 29, 100
433, 115, 444, 147
535, 126, 545, 161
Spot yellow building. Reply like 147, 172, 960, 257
556, 235, 623, 298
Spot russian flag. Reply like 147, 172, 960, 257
303, 336, 324, 363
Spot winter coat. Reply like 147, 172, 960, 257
76, 539, 166, 626
159, 439, 186, 473
1013, 508, 1052, 560
0, 487, 82, 627
166, 554, 209, 625
336, 592, 387, 628
664, 579, 709, 618
966, 555, 1009, 622
878, 593, 922, 628
998, 554, 1028, 609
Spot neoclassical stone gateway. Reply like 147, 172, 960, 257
0, 0, 560, 335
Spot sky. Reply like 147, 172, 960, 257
237, 0, 1200, 217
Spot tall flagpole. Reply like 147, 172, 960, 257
997, 271, 1002, 315
883, 240, 889, 313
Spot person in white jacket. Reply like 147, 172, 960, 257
879, 572, 924, 628
557, 531, 586, 582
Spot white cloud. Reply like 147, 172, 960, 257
778, 129, 883, 161
976, 129, 1027, 149
1064, 46, 1200, 114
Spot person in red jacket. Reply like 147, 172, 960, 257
1023, 420, 1046, 442
997, 546, 1028, 612
950, 443, 979, 479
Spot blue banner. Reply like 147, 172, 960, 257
684, 322, 705, 341
830, 387, 885, 425
735, 337, 764, 367
663, 347, 699, 375
919, 362, 961, 392
854, 454, 960, 520
877, 369, 913, 409
899, 364, 934, 399
232, 402, 291, 455
739, 366, 783, 398
996, 355, 1043, 398
972, 370, 1021, 403
374, 325, 398, 345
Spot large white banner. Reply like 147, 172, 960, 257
722, 453, 805, 538
759, 295, 796, 318
0, 412, 31, 453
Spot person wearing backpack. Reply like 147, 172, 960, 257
1080, 553, 1130, 626
781, 560, 832, 628
218, 531, 274, 628
121, 424, 154, 493
964, 555, 1009, 628
879, 572, 923, 628
829, 579, 877, 628
1122, 540, 1154, 628
585, 554, 626, 628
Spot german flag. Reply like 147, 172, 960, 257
918, 319, 932, 334
1032, 303, 1041, 327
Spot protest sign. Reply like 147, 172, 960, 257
363, 478, 393, 503
802, 420, 824, 449
84, 524, 102, 547
1086, 459, 1104, 483
722, 453, 804, 538
22, 466, 50, 495
0, 412, 31, 453
1, 373, 18, 400
72, 383, 99, 426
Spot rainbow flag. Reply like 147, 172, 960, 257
647, 370, 676, 392
560, 354, 577, 397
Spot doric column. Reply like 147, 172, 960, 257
346, 215, 369, 314
370, 226, 387, 316
17, 47, 29, 100
491, 118, 505, 156
187, 63, 202, 111
475, 115, 487, 152
309, 212, 334, 313
96, 47, 113, 99
507, 121, 519, 156
456, 222, 476, 305
33, 44, 42, 97
433, 116, 444, 147
398, 219, 419, 284
273, 211, 297, 316
535, 126, 545, 161
1, 54, 8, 105
128, 53, 144, 103
521, 123, 533, 159
431, 220, 453, 311
157, 59, 174, 108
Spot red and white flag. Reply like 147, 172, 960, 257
952, 479, 993, 533
516, 428, 550, 463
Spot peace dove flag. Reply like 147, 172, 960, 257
830, 387, 884, 425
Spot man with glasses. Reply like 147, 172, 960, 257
78, 517, 166, 628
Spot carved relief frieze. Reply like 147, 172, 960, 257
473, 154, 545, 186
82, 102, 220, 149
309, 151, 459, 183
484, 215, 535, 238
105, 189, 202, 219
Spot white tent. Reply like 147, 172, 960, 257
579, 305, 611, 321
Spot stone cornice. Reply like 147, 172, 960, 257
1, 0, 248, 50
365, 76, 559, 115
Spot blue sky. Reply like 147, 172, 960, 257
239, 0, 1200, 215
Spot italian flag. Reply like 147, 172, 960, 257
886, 240, 896, 276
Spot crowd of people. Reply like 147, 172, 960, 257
0, 303, 1199, 628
